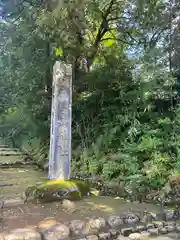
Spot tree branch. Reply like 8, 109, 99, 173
87, 0, 116, 69
100, 37, 135, 45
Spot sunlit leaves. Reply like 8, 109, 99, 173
101, 30, 117, 47
55, 47, 63, 56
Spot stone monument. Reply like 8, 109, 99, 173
48, 61, 72, 180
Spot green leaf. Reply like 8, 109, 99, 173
55, 47, 63, 57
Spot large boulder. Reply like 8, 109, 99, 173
25, 179, 90, 203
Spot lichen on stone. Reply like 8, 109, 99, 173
25, 179, 90, 203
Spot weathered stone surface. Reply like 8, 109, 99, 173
4, 211, 180, 240
141, 212, 153, 223
69, 220, 86, 235
121, 228, 133, 237
176, 223, 180, 232
165, 221, 176, 227
3, 199, 24, 208
135, 225, 146, 232
26, 225, 38, 231
49, 61, 72, 180
5, 228, 41, 240
139, 231, 150, 239
38, 219, 57, 232
158, 227, 168, 234
165, 210, 175, 221
116, 236, 129, 240
109, 229, 120, 237
149, 212, 165, 221
166, 232, 179, 239
42, 223, 70, 240
164, 222, 176, 233
76, 238, 86, 240
124, 214, 139, 224
146, 223, 154, 229
128, 233, 141, 240
86, 235, 98, 240
99, 232, 111, 240
83, 217, 106, 235
62, 199, 76, 209
152, 237, 173, 240
107, 215, 123, 228
147, 228, 159, 236
153, 221, 164, 228
165, 225, 175, 233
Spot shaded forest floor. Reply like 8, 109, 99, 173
0, 196, 163, 232
0, 145, 169, 233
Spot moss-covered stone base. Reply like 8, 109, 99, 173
25, 179, 91, 203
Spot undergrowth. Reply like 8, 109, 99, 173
1, 53, 180, 199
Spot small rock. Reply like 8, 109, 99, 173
26, 226, 38, 231
165, 225, 175, 233
176, 223, 180, 232
139, 231, 150, 239
3, 199, 24, 208
38, 219, 57, 231
69, 220, 85, 235
164, 210, 175, 221
153, 221, 164, 228
62, 199, 76, 209
135, 225, 146, 232
86, 235, 98, 240
107, 215, 123, 228
109, 229, 120, 237
173, 209, 180, 219
147, 228, 159, 236
42, 223, 70, 240
5, 228, 41, 240
121, 228, 133, 237
99, 232, 111, 240
141, 213, 153, 223
128, 233, 141, 240
165, 221, 176, 227
158, 227, 167, 234
116, 236, 129, 240
146, 223, 154, 229
84, 217, 106, 234
149, 212, 165, 221
124, 214, 139, 224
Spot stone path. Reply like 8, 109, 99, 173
0, 144, 23, 166
1, 209, 180, 240
0, 143, 180, 239
0, 143, 45, 200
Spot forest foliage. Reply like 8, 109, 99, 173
0, 0, 180, 195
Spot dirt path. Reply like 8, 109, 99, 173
0, 196, 163, 232
0, 167, 46, 200
0, 144, 164, 234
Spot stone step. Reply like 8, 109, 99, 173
0, 214, 180, 240
0, 152, 22, 156
0, 144, 8, 148
0, 148, 19, 152
0, 155, 25, 165
0, 198, 24, 208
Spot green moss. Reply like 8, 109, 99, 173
25, 179, 90, 203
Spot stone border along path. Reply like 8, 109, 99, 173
0, 143, 180, 239
1, 209, 180, 240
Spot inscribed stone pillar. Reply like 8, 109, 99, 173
48, 61, 72, 180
